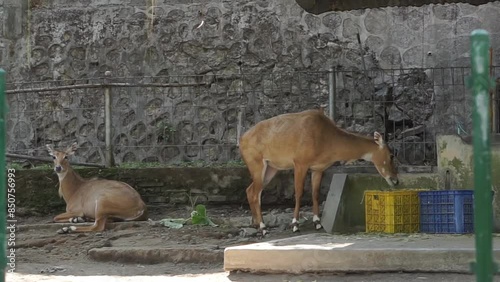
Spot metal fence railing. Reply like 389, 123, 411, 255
5, 67, 499, 167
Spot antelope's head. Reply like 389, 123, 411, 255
370, 132, 399, 187
46, 142, 78, 175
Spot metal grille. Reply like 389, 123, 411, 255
331, 67, 478, 166
7, 79, 105, 163
6, 67, 496, 167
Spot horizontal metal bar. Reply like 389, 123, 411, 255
327, 165, 437, 174
5, 82, 209, 94
6, 153, 105, 168
108, 82, 209, 88
6, 84, 103, 94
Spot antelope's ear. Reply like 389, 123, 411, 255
374, 132, 385, 148
65, 142, 78, 155
46, 144, 55, 156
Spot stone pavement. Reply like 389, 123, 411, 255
224, 233, 500, 274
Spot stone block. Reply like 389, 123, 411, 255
137, 182, 165, 188
207, 195, 228, 203
147, 196, 167, 204
321, 173, 348, 234
169, 192, 188, 204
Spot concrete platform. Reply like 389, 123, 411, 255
224, 233, 500, 274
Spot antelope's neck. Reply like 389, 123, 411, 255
334, 132, 379, 162
58, 168, 85, 202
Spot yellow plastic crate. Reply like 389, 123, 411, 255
365, 190, 421, 233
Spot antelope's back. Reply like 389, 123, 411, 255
239, 110, 333, 162
81, 179, 145, 205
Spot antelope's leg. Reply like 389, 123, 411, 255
291, 164, 308, 233
245, 182, 258, 226
57, 201, 107, 234
249, 177, 265, 230
244, 158, 268, 231
53, 212, 86, 223
311, 170, 323, 230
58, 216, 108, 234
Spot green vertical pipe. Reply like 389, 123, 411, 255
469, 29, 495, 282
0, 69, 7, 282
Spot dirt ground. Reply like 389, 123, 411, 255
12, 204, 323, 277
10, 204, 489, 282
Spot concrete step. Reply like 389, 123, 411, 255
89, 245, 224, 264
224, 233, 500, 274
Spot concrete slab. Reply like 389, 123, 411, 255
321, 173, 348, 233
224, 233, 500, 274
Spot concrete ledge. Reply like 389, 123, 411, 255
224, 233, 500, 274
89, 245, 224, 264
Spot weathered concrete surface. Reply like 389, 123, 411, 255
224, 233, 500, 274
437, 134, 500, 231
89, 245, 224, 264
4, 267, 482, 282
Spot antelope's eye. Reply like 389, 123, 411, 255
390, 155, 394, 161
64, 156, 68, 159
52, 156, 56, 160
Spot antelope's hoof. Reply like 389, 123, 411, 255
314, 221, 323, 230
291, 222, 300, 233
256, 228, 269, 238
69, 217, 85, 223
57, 226, 76, 234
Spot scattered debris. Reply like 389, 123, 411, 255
239, 228, 258, 237
158, 218, 187, 229
40, 266, 66, 274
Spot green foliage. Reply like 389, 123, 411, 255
190, 204, 218, 227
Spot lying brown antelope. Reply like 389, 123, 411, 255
239, 108, 399, 234
47, 142, 148, 234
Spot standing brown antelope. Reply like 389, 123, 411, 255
46, 142, 148, 234
239, 108, 399, 234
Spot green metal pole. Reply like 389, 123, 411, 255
469, 29, 496, 282
0, 69, 7, 282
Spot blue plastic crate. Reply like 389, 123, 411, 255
418, 190, 474, 234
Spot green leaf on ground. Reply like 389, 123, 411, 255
191, 204, 218, 227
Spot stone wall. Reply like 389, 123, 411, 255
3, 1, 500, 78
13, 166, 439, 231
2, 0, 500, 165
